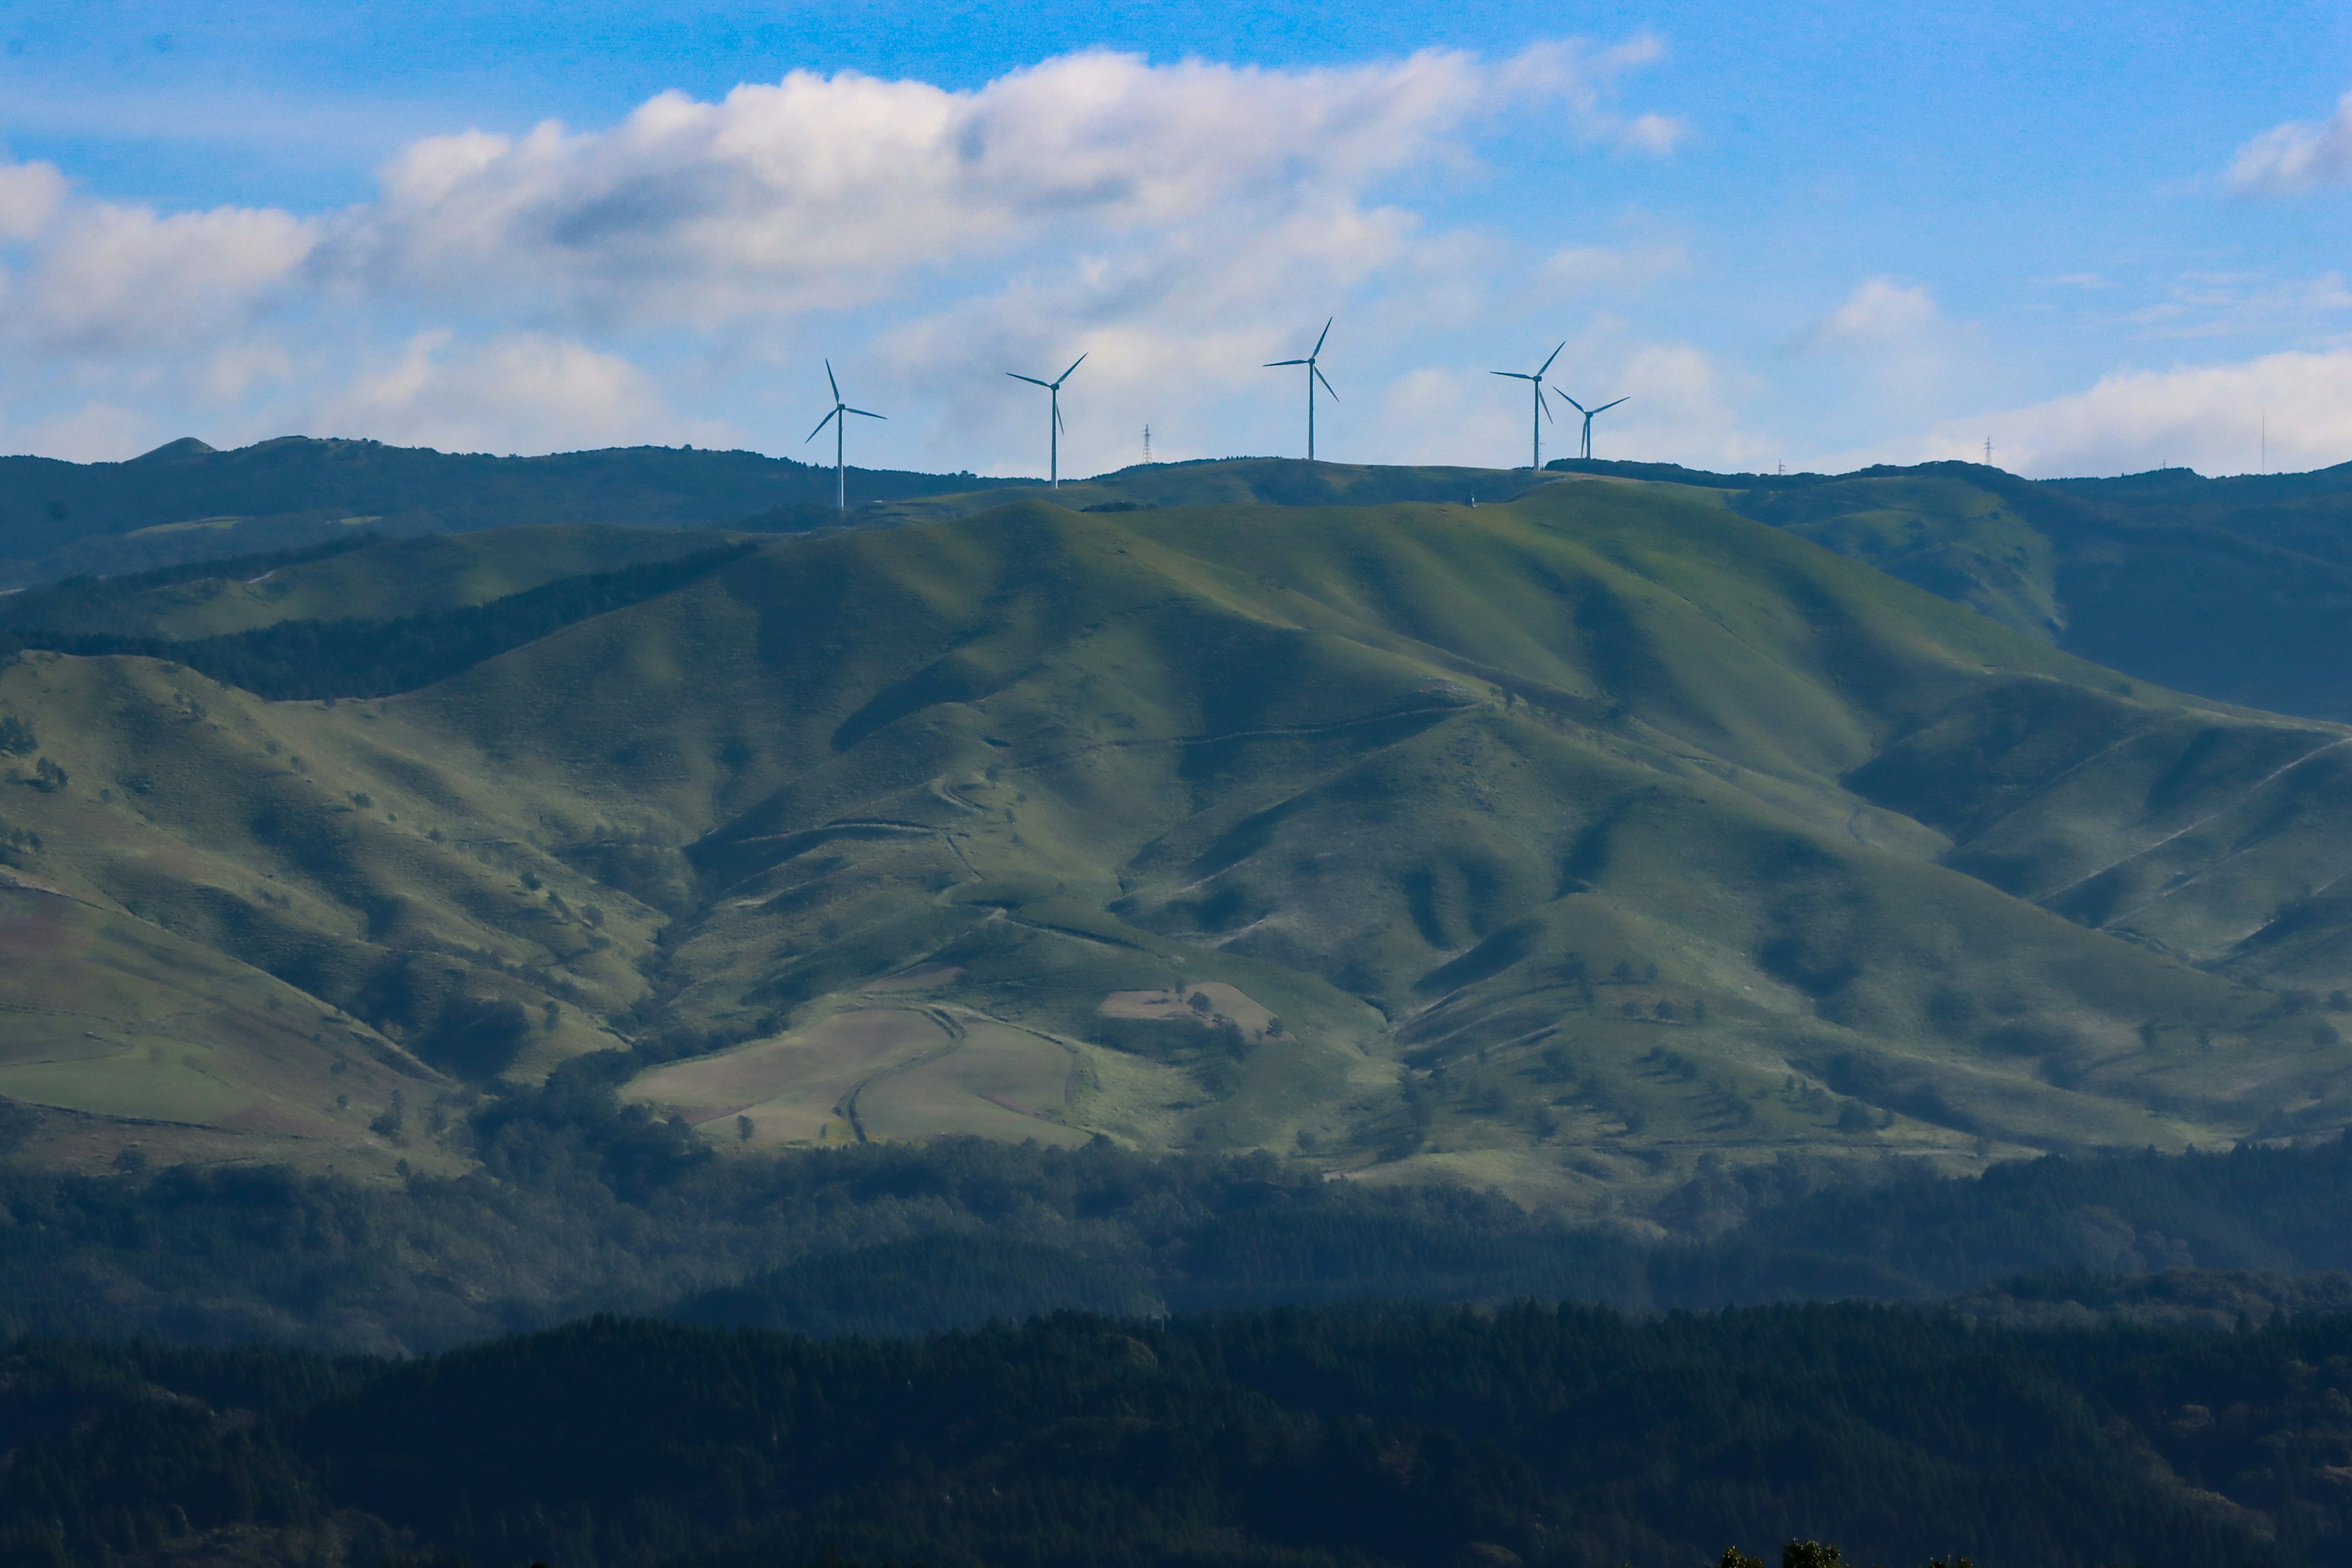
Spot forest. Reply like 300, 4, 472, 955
4, 1295, 2350, 1568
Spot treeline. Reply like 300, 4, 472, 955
11, 1050, 2352, 1353
7, 1300, 2352, 1568
0, 539, 756, 698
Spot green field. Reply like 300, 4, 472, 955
0, 468, 2347, 1205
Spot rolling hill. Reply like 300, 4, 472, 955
1548, 456, 2352, 723
1, 472, 2350, 1207
0, 434, 1020, 588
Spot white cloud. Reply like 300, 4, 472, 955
1799, 277, 1942, 352
1791, 277, 1986, 417
0, 39, 1687, 464
2228, 93, 2352, 195
316, 331, 705, 454
0, 157, 66, 242
4, 200, 314, 350
317, 42, 1680, 329
6, 400, 152, 463
1920, 347, 2352, 477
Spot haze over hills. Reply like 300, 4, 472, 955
2, 470, 2351, 1211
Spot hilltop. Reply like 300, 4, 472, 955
0, 475, 2349, 1208
12, 437, 2350, 731
0, 434, 1019, 587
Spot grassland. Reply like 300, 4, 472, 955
1, 468, 2349, 1207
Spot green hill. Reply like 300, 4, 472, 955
0, 434, 1017, 588
1551, 456, 2352, 723
1, 472, 2349, 1204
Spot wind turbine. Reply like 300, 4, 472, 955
1563, 393, 1629, 461
805, 361, 884, 511
1265, 318, 1336, 461
1006, 353, 1087, 486
1490, 342, 1566, 470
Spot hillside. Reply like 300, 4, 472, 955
1550, 456, 2352, 722
0, 434, 1017, 588
1, 473, 2350, 1205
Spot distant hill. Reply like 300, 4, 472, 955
2, 473, 2351, 1209
1551, 456, 2352, 722
18, 437, 2348, 730
0, 434, 1020, 587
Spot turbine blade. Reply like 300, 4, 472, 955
826, 359, 840, 402
804, 408, 839, 443
1058, 352, 1087, 383
1008, 372, 1050, 387
1265, 358, 1308, 368
1539, 390, 1554, 421
1593, 397, 1629, 414
1538, 341, 1565, 376
846, 407, 886, 420
1314, 365, 1336, 398
1563, 395, 1589, 415
1492, 371, 1534, 380
1312, 316, 1332, 356
1054, 403, 1065, 433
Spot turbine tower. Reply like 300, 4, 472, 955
1265, 318, 1337, 461
805, 360, 885, 511
1563, 393, 1629, 461
1006, 354, 1087, 486
1490, 342, 1566, 470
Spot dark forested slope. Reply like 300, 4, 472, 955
7, 1302, 2352, 1568
7, 1052, 2352, 1356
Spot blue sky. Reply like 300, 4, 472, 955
1, 0, 2347, 477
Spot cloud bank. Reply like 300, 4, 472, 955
0, 40, 1687, 461
1925, 347, 2352, 478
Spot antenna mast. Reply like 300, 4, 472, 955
1144, 424, 1153, 465
1983, 436, 1993, 468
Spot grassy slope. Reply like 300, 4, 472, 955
0, 435, 1018, 588
3, 473, 2350, 1205
1702, 461, 2352, 722
0, 524, 736, 641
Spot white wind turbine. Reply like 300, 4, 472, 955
1564, 393, 1629, 461
1490, 342, 1566, 470
1265, 318, 1337, 461
1006, 353, 1087, 487
805, 361, 885, 511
